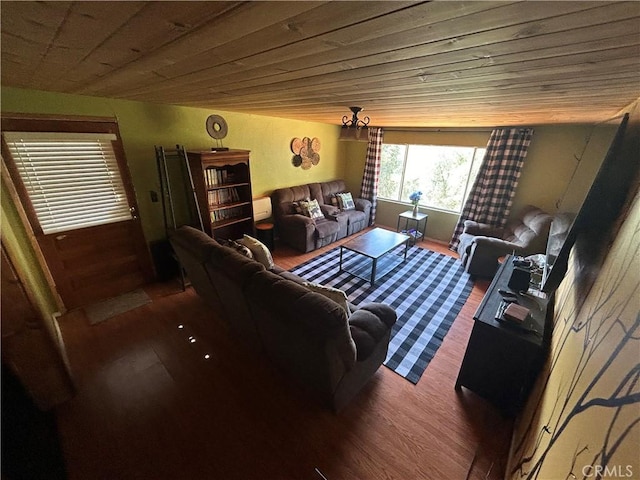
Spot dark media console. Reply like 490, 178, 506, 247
455, 255, 552, 414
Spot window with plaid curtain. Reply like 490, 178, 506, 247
360, 127, 384, 225
449, 127, 534, 251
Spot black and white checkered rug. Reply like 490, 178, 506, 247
290, 245, 473, 383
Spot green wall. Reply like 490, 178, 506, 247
3, 86, 613, 247
1, 86, 618, 323
1, 87, 344, 243
1, 175, 59, 323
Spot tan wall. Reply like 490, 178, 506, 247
507, 100, 640, 479
341, 140, 368, 195
508, 189, 640, 479
341, 126, 612, 244
513, 124, 617, 217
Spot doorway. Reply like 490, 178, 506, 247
2, 114, 154, 310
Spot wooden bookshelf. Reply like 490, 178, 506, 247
186, 149, 255, 240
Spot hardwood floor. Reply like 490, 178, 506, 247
55, 232, 512, 480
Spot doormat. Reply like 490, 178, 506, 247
85, 289, 151, 325
290, 245, 473, 383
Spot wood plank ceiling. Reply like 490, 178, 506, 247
2, 1, 639, 127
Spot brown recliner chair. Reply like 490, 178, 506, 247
456, 205, 553, 277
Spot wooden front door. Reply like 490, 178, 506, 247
2, 115, 154, 310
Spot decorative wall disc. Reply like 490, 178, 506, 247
206, 115, 228, 139
290, 138, 303, 154
290, 136, 321, 169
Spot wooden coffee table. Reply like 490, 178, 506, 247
339, 228, 410, 285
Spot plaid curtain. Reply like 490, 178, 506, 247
360, 127, 384, 225
449, 127, 534, 251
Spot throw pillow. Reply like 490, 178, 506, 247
238, 234, 274, 269
330, 194, 339, 207
299, 198, 325, 219
223, 239, 254, 260
292, 197, 310, 215
336, 192, 356, 211
305, 282, 351, 316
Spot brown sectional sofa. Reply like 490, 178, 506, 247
169, 225, 396, 411
271, 180, 371, 252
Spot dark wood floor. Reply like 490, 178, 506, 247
55, 232, 512, 480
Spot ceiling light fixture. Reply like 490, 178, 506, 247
339, 106, 370, 141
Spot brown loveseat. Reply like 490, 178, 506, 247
271, 180, 371, 252
169, 226, 396, 411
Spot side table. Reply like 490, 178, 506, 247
397, 211, 428, 245
255, 222, 275, 251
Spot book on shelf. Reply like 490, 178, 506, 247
207, 187, 240, 207
205, 167, 216, 187
204, 167, 230, 187
210, 206, 244, 224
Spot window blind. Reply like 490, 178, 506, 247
4, 131, 132, 234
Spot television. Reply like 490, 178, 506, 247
541, 113, 631, 293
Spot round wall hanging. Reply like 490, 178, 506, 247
290, 136, 321, 169
206, 114, 228, 140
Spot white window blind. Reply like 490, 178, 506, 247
4, 131, 132, 234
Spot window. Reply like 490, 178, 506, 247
3, 131, 131, 234
379, 144, 486, 213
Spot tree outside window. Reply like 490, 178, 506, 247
379, 144, 485, 213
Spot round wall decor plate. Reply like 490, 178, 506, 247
291, 137, 303, 154
206, 115, 228, 139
